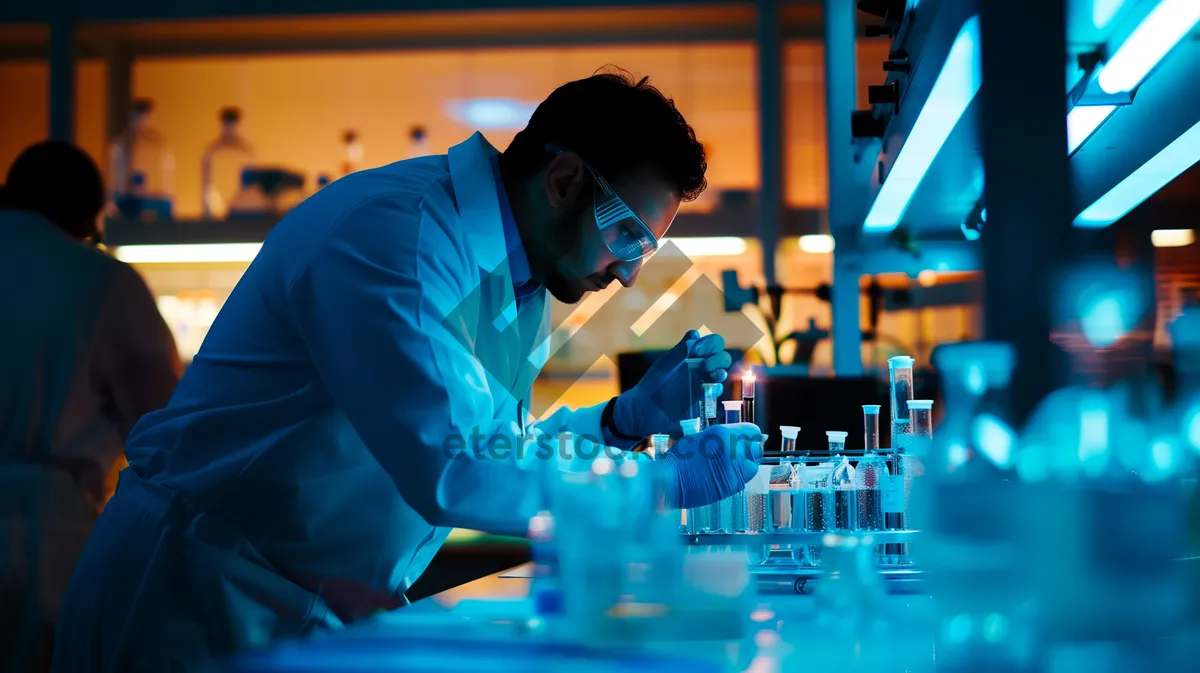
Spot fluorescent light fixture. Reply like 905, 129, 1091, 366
1151, 228, 1195, 247
864, 16, 982, 231
115, 243, 262, 264
669, 237, 748, 257
1097, 0, 1200, 94
1075, 117, 1200, 227
798, 234, 835, 253
1066, 105, 1117, 154
1093, 0, 1127, 30
444, 98, 539, 130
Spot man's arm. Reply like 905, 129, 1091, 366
288, 197, 607, 536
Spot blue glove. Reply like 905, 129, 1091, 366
658, 423, 763, 509
613, 330, 733, 438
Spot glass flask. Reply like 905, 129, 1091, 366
856, 406, 886, 531
201, 106, 256, 220
110, 98, 175, 222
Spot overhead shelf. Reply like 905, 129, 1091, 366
3, 2, 830, 58
103, 204, 826, 248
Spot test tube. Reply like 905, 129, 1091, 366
746, 464, 773, 564
888, 356, 915, 452
686, 358, 707, 428
741, 372, 756, 425
679, 418, 702, 437
649, 434, 670, 459
862, 405, 881, 453
722, 401, 743, 424
780, 425, 801, 454
702, 383, 719, 427
679, 419, 707, 534
827, 431, 857, 532
908, 399, 934, 442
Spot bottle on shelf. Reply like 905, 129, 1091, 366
109, 98, 175, 222
340, 130, 364, 176
201, 106, 256, 220
226, 169, 271, 219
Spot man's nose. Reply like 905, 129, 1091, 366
609, 259, 643, 288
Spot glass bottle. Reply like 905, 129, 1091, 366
340, 129, 364, 176
201, 106, 256, 220
109, 98, 175, 222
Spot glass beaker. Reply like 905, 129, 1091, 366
722, 401, 743, 424
888, 356, 916, 452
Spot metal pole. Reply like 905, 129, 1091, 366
979, 0, 1073, 426
756, 0, 784, 287
825, 0, 863, 376
49, 19, 75, 142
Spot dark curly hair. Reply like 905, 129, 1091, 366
503, 67, 707, 202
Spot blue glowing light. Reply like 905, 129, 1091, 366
1186, 406, 1200, 451
1093, 0, 1128, 30
1098, 0, 1200, 95
1066, 104, 1117, 155
445, 98, 539, 130
865, 16, 981, 231
1076, 118, 1200, 227
1080, 291, 1129, 348
973, 414, 1016, 469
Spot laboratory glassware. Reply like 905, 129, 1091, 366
649, 434, 670, 459
740, 372, 756, 425
201, 106, 255, 220
722, 401, 742, 424
745, 465, 773, 565
828, 431, 857, 532
109, 98, 175, 222
341, 130, 364, 175
856, 406, 886, 531
780, 425, 801, 454
686, 358, 707, 428
702, 383, 719, 427
800, 463, 834, 565
679, 418, 709, 533
888, 355, 916, 451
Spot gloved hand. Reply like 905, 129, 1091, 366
657, 423, 763, 509
613, 330, 733, 438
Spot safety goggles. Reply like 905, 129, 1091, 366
546, 144, 659, 262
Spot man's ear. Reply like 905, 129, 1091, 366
543, 153, 588, 210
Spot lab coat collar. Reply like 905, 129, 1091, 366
447, 133, 517, 302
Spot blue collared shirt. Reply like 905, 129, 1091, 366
489, 155, 541, 304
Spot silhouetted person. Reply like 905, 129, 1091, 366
0, 141, 181, 673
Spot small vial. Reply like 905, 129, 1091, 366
780, 425, 801, 454
649, 434, 670, 459
722, 401, 743, 425
686, 359, 706, 428
862, 405, 881, 453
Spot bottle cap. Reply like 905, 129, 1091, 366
887, 355, 915, 367
779, 425, 801, 440
826, 431, 848, 441
679, 418, 703, 436
862, 405, 881, 414
908, 399, 934, 410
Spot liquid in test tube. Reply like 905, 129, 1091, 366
856, 406, 885, 531
779, 426, 800, 454
722, 401, 743, 424
702, 383, 719, 427
740, 372, 756, 425
827, 431, 857, 532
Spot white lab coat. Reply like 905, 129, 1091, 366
0, 210, 179, 670
52, 133, 611, 672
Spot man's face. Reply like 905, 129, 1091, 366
534, 155, 681, 304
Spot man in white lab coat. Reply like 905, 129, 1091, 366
0, 141, 180, 673
52, 71, 762, 672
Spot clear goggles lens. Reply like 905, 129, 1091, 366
592, 176, 658, 262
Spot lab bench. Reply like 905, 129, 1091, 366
221, 560, 939, 673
